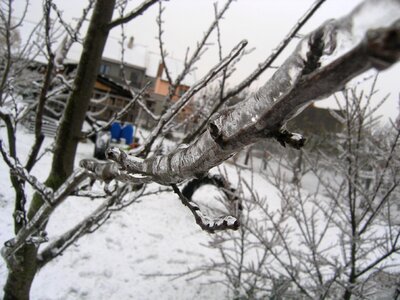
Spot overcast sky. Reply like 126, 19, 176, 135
14, 0, 400, 123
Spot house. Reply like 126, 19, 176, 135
65, 36, 196, 128
286, 103, 343, 135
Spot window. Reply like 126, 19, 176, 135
146, 100, 154, 110
130, 71, 141, 87
99, 64, 110, 75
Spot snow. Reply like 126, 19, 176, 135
1, 126, 399, 298
0, 126, 279, 299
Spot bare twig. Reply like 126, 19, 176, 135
107, 0, 159, 30
138, 39, 247, 156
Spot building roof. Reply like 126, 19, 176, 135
65, 36, 196, 86
96, 74, 131, 98
287, 103, 344, 135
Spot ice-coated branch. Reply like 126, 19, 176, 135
26, 52, 54, 172
1, 169, 88, 265
89, 92, 109, 104
79, 159, 151, 184
0, 140, 53, 204
37, 183, 134, 269
107, 0, 159, 29
36, 184, 170, 268
116, 18, 160, 123
87, 105, 108, 118
27, 0, 85, 171
107, 11, 400, 185
135, 97, 160, 121
171, 184, 239, 233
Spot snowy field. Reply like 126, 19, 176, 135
1, 126, 399, 299
0, 127, 283, 299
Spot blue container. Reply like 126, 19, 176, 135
110, 122, 122, 141
121, 124, 134, 145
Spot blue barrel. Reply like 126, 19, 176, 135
110, 122, 122, 141
121, 124, 134, 145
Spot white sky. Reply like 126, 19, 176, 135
14, 0, 400, 123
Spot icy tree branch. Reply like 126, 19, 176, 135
171, 0, 234, 90
1, 169, 88, 266
79, 159, 151, 184
37, 184, 134, 269
171, 184, 239, 233
36, 184, 170, 269
53, 0, 95, 68
0, 140, 53, 204
105, 14, 400, 185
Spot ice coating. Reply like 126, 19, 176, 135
321, 0, 400, 66
106, 0, 400, 185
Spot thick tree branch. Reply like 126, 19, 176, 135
80, 159, 151, 184
1, 169, 88, 266
105, 17, 400, 185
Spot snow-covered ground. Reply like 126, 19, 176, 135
0, 127, 282, 299
1, 126, 399, 299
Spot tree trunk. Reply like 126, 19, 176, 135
3, 1, 115, 298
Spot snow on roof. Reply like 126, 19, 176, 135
66, 36, 147, 69
65, 37, 196, 86
103, 36, 147, 69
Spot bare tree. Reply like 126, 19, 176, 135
1, 0, 400, 299
0, 0, 159, 298
235, 83, 400, 299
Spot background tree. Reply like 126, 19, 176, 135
0, 0, 159, 298
191, 82, 400, 299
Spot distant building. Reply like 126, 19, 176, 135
287, 103, 343, 135
64, 36, 196, 128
